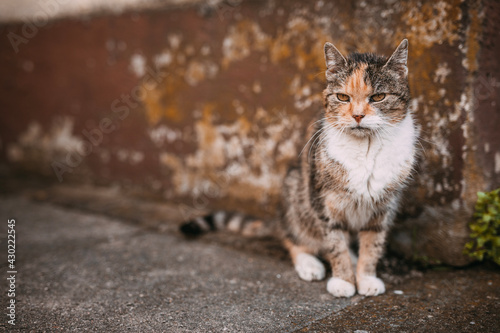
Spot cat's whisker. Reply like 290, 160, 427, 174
310, 124, 338, 159
299, 123, 326, 158
307, 126, 336, 161
318, 123, 345, 149
308, 117, 328, 129
317, 132, 331, 149
414, 128, 437, 147
377, 120, 429, 157
314, 70, 328, 79
308, 132, 324, 160
373, 128, 384, 143
414, 137, 428, 157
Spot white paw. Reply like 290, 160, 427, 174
294, 253, 326, 281
327, 277, 356, 297
357, 275, 385, 296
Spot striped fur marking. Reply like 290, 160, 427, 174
179, 211, 271, 237
179, 214, 215, 236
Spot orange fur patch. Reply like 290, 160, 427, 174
343, 65, 376, 120
283, 239, 315, 264
346, 64, 370, 96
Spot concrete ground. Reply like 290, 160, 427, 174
0, 185, 499, 332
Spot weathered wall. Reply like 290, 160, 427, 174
0, 0, 499, 265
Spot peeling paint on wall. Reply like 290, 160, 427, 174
5, 118, 86, 177
222, 20, 270, 68
184, 60, 219, 86
130, 53, 147, 78
7, 118, 82, 162
148, 125, 182, 147
403, 0, 461, 51
450, 1, 486, 208
159, 104, 301, 205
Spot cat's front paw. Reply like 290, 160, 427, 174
294, 253, 326, 281
326, 277, 356, 297
356, 275, 385, 296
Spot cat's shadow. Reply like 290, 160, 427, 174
181, 231, 289, 261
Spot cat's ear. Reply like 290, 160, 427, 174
324, 42, 347, 80
384, 39, 408, 77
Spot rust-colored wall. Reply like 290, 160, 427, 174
0, 0, 499, 265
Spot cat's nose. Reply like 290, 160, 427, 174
353, 114, 365, 124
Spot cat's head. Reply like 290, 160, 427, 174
323, 40, 410, 138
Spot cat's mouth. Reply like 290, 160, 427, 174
350, 125, 373, 136
351, 125, 371, 131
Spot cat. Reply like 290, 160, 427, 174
181, 39, 419, 297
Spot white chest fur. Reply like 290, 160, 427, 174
325, 115, 416, 225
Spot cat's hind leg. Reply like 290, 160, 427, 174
283, 239, 325, 282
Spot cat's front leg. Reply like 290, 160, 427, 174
356, 229, 387, 296
324, 230, 356, 297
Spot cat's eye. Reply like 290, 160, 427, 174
337, 93, 350, 102
370, 93, 386, 102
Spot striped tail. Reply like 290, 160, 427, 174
179, 211, 273, 237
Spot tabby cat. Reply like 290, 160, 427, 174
181, 39, 418, 297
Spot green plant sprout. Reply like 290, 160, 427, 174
464, 188, 500, 265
